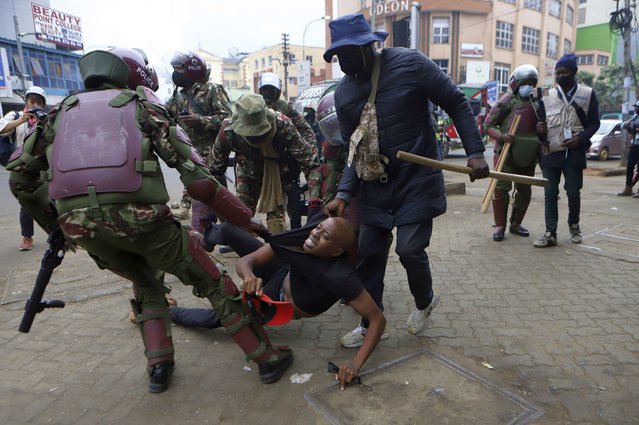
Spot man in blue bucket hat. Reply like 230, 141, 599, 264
323, 13, 490, 348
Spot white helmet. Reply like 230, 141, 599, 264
25, 86, 46, 103
258, 72, 282, 105
258, 72, 282, 91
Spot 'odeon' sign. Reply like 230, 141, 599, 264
369, 0, 410, 17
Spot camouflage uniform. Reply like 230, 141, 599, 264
268, 99, 317, 229
166, 82, 231, 229
210, 111, 322, 233
484, 92, 540, 237
7, 85, 291, 389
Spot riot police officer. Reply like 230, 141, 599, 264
7, 47, 292, 393
167, 51, 232, 228
483, 65, 543, 241
258, 72, 317, 229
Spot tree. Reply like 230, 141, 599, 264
593, 64, 625, 113
576, 70, 595, 87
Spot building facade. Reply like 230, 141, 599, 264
240, 43, 327, 100
0, 0, 82, 111
574, 0, 638, 76
326, 0, 579, 93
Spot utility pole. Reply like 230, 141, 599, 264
620, 0, 634, 166
13, 15, 29, 90
281, 33, 290, 100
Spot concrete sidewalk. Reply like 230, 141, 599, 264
0, 160, 637, 425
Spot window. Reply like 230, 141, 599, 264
459, 65, 466, 84
597, 55, 609, 66
577, 8, 586, 24
524, 0, 541, 12
261, 57, 265, 67
494, 63, 510, 94
549, 0, 561, 18
254, 59, 258, 69
566, 5, 574, 25
268, 55, 273, 66
29, 57, 45, 76
496, 21, 514, 49
521, 27, 540, 54
576, 54, 593, 65
563, 38, 572, 55
432, 59, 449, 75
11, 53, 23, 73
433, 18, 450, 44
48, 59, 65, 89
305, 55, 313, 64
546, 33, 559, 59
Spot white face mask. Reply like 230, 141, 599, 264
518, 85, 534, 98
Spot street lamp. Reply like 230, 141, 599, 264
302, 15, 331, 64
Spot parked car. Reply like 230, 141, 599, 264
601, 112, 622, 120
587, 119, 624, 161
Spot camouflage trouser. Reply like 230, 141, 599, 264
61, 215, 245, 324
235, 175, 286, 233
495, 155, 537, 211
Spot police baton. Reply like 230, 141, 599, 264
396, 151, 547, 188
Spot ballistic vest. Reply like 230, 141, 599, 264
49, 89, 169, 213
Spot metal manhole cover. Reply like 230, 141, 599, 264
305, 349, 544, 425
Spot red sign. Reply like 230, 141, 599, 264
31, 3, 83, 50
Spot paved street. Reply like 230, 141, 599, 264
0, 154, 637, 425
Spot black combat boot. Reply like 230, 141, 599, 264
148, 361, 175, 393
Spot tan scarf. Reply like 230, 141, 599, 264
244, 122, 283, 213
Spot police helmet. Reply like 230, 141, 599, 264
170, 51, 207, 83
317, 91, 344, 146
258, 72, 282, 104
79, 47, 151, 90
508, 64, 539, 93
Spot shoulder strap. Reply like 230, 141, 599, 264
367, 53, 382, 104
570, 102, 588, 128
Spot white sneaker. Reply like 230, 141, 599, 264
407, 293, 440, 335
339, 324, 389, 348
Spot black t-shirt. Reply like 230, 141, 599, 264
268, 221, 363, 315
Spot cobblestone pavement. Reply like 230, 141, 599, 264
0, 160, 637, 425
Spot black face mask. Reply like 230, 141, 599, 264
172, 71, 188, 87
556, 75, 574, 88
337, 47, 367, 77
259, 87, 279, 105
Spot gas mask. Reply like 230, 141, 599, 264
172, 71, 188, 87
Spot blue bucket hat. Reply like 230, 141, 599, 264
323, 13, 388, 63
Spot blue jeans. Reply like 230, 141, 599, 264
541, 157, 583, 234
358, 220, 434, 327
20, 207, 34, 238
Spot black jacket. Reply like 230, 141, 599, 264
335, 48, 485, 228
